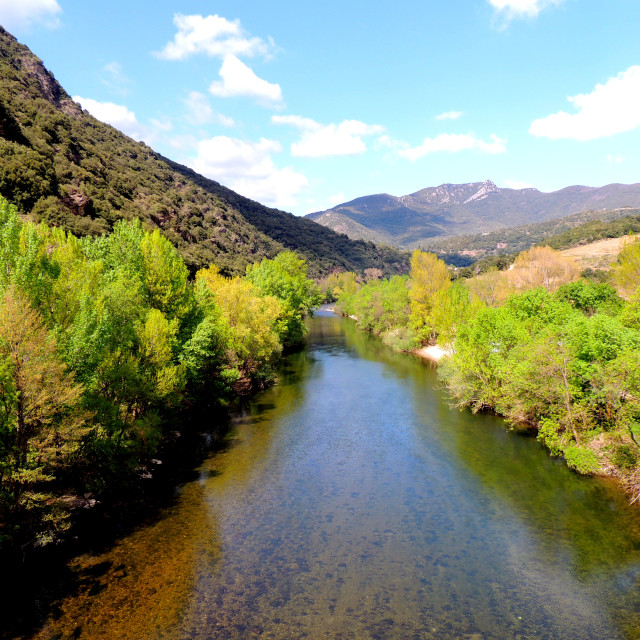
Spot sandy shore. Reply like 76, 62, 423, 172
412, 345, 452, 362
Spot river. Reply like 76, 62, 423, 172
25, 311, 640, 640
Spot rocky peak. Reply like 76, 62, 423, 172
463, 180, 499, 204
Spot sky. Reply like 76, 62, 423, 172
1, 0, 640, 215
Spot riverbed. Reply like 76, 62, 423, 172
24, 311, 640, 640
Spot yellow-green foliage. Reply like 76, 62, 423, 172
0, 193, 319, 550
408, 250, 451, 343
197, 266, 283, 379
612, 239, 640, 298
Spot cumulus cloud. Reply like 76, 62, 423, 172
209, 55, 283, 106
73, 96, 151, 142
272, 115, 384, 157
189, 136, 308, 209
156, 13, 273, 61
0, 0, 61, 31
398, 133, 507, 161
436, 110, 463, 121
488, 0, 562, 21
183, 91, 235, 126
529, 66, 640, 141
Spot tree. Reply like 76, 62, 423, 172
197, 266, 282, 381
246, 251, 322, 347
141, 229, 193, 324
612, 239, 640, 298
0, 289, 88, 543
508, 246, 580, 292
408, 250, 451, 343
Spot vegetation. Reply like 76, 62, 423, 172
426, 209, 640, 267
335, 244, 640, 502
0, 194, 320, 552
0, 26, 408, 279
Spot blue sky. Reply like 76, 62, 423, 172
2, 0, 640, 215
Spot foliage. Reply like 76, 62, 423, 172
508, 246, 580, 292
197, 266, 283, 383
611, 239, 640, 298
246, 251, 323, 347
0, 192, 322, 551
563, 446, 600, 475
408, 250, 451, 343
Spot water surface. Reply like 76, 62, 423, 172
31, 312, 640, 639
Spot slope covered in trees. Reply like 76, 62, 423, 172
0, 194, 321, 554
425, 208, 640, 266
0, 26, 408, 278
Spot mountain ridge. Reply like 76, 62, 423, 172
307, 180, 640, 249
0, 26, 408, 277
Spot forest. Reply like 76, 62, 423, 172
327, 242, 640, 500
0, 194, 322, 554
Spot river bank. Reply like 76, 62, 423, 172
12, 311, 640, 640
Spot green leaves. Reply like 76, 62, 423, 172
246, 250, 322, 348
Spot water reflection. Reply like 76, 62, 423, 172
24, 312, 640, 640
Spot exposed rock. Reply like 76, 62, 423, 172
62, 190, 90, 215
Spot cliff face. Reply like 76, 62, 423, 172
0, 27, 408, 277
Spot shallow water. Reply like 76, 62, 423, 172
29, 312, 640, 639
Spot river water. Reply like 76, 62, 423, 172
28, 311, 640, 640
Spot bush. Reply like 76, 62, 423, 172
612, 444, 638, 470
563, 446, 600, 475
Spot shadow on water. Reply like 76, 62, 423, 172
12, 311, 640, 640
0, 406, 238, 640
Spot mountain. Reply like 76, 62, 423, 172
307, 180, 640, 249
0, 27, 408, 277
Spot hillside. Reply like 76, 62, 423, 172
559, 235, 638, 271
0, 27, 408, 277
425, 208, 640, 266
307, 180, 640, 249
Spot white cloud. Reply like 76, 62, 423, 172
529, 66, 640, 141
374, 135, 407, 151
398, 133, 507, 160
0, 0, 61, 31
189, 136, 308, 209
183, 91, 235, 126
328, 193, 346, 206
73, 96, 151, 142
436, 110, 463, 121
209, 55, 283, 106
156, 13, 272, 61
272, 115, 384, 157
488, 0, 561, 20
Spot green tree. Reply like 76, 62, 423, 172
246, 251, 322, 347
612, 239, 640, 298
0, 289, 88, 543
